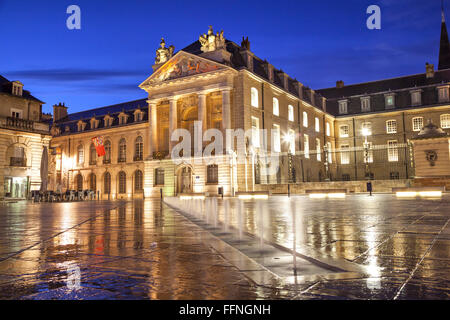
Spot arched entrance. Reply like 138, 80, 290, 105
176, 166, 192, 194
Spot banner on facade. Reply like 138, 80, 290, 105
92, 136, 106, 157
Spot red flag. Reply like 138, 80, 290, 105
92, 136, 106, 157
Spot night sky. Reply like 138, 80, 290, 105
0, 0, 445, 114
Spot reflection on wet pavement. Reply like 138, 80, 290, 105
0, 194, 448, 299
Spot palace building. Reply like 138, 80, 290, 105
48, 12, 450, 198
0, 75, 51, 199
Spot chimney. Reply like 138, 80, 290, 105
321, 96, 327, 111
277, 71, 289, 90
53, 102, 68, 122
240, 42, 254, 72
262, 61, 274, 82
295, 81, 304, 99
336, 80, 345, 88
426, 62, 435, 78
310, 89, 316, 106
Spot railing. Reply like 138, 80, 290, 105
118, 158, 126, 163
1, 117, 49, 133
10, 157, 26, 167
103, 159, 111, 164
134, 155, 143, 162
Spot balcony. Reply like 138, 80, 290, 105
118, 158, 126, 163
103, 159, 111, 164
134, 155, 143, 162
10, 157, 26, 167
1, 117, 49, 134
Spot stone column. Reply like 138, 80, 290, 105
197, 93, 207, 152
221, 89, 231, 131
169, 98, 178, 154
148, 101, 158, 158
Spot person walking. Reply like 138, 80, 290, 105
367, 181, 373, 196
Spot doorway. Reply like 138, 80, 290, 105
177, 166, 192, 194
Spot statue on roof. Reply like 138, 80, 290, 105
199, 26, 225, 53
155, 38, 175, 64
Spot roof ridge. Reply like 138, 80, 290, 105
66, 97, 147, 117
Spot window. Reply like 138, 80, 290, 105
254, 161, 261, 185
272, 124, 281, 152
155, 168, 164, 185
385, 94, 395, 108
207, 165, 219, 184
315, 117, 320, 132
12, 82, 23, 96
251, 116, 260, 148
411, 91, 421, 106
288, 129, 295, 154
104, 116, 112, 127
338, 100, 348, 114
118, 138, 126, 162
77, 145, 84, 165
77, 121, 85, 132
119, 114, 128, 125
89, 173, 96, 191
273, 98, 279, 116
326, 142, 332, 163
89, 143, 97, 165
326, 122, 331, 136
76, 174, 83, 191
288, 105, 294, 122
340, 125, 349, 137
362, 122, 372, 136
386, 120, 397, 134
302, 111, 308, 127
104, 172, 111, 194
135, 111, 143, 122
342, 174, 350, 181
304, 134, 309, 158
104, 140, 111, 164
316, 138, 321, 161
134, 136, 143, 161
364, 142, 373, 163
388, 140, 399, 162
441, 114, 450, 128
361, 97, 370, 112
390, 172, 400, 180
340, 145, 350, 164
118, 171, 126, 194
11, 108, 23, 119
134, 170, 143, 191
412, 117, 423, 131
438, 86, 449, 102
251, 87, 258, 107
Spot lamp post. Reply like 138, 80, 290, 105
362, 127, 370, 180
323, 143, 330, 181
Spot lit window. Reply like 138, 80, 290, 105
207, 165, 219, 184
438, 86, 449, 103
385, 95, 395, 108
304, 134, 309, 158
326, 142, 332, 163
361, 97, 370, 112
288, 129, 295, 154
251, 116, 260, 148
77, 145, 84, 164
441, 114, 450, 128
412, 117, 423, 132
288, 105, 294, 122
104, 172, 111, 194
388, 140, 399, 162
135, 136, 143, 161
362, 122, 372, 136
118, 138, 127, 162
302, 111, 308, 127
315, 117, 320, 132
338, 100, 348, 114
364, 142, 374, 163
272, 124, 281, 153
118, 171, 126, 194
134, 170, 143, 191
411, 91, 421, 106
104, 140, 111, 163
386, 120, 397, 134
340, 145, 350, 164
316, 138, 321, 161
326, 122, 331, 136
273, 98, 279, 116
155, 168, 164, 185
340, 125, 349, 137
251, 87, 259, 108
89, 143, 97, 165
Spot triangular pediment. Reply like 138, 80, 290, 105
139, 51, 229, 87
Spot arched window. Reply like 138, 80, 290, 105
118, 171, 126, 194
89, 143, 97, 165
272, 97, 279, 116
75, 174, 83, 191
104, 172, 111, 194
134, 136, 143, 161
118, 138, 126, 162
207, 164, 219, 184
77, 145, 84, 165
104, 140, 111, 164
155, 168, 164, 186
134, 170, 143, 191
302, 111, 308, 127
251, 87, 258, 108
89, 173, 96, 191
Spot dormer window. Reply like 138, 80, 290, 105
361, 97, 370, 112
90, 117, 99, 129
411, 90, 422, 106
438, 86, 449, 103
134, 110, 144, 122
338, 100, 348, 115
12, 81, 23, 96
118, 113, 128, 125
77, 121, 86, 132
385, 94, 395, 109
104, 115, 113, 127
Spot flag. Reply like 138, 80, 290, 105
92, 136, 106, 157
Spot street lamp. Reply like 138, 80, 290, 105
323, 144, 330, 181
362, 127, 370, 180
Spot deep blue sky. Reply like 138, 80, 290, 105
0, 0, 445, 114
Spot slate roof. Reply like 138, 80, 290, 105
0, 74, 44, 103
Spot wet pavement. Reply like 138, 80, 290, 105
0, 195, 449, 299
